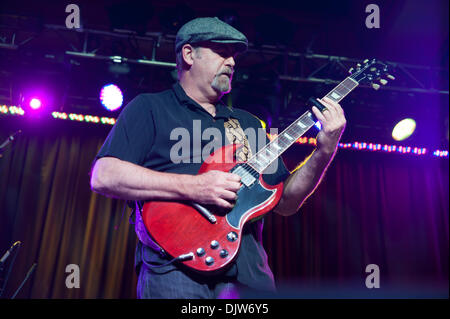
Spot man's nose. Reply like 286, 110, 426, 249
225, 56, 235, 68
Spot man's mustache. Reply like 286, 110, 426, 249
217, 68, 233, 77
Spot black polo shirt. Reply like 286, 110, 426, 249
96, 82, 290, 291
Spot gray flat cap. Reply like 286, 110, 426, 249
175, 17, 248, 54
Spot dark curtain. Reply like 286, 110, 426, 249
0, 118, 138, 298
0, 117, 448, 298
265, 147, 449, 297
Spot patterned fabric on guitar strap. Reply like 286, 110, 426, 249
224, 118, 252, 161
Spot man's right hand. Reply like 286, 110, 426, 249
189, 170, 241, 209
91, 157, 242, 208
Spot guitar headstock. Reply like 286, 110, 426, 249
348, 58, 395, 90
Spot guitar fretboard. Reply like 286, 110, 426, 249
247, 76, 359, 173
324, 77, 359, 103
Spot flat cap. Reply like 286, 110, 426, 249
175, 17, 248, 54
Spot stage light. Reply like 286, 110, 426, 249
29, 98, 42, 110
15, 70, 66, 116
314, 121, 322, 130
20, 92, 47, 114
259, 119, 266, 129
100, 84, 123, 111
392, 118, 416, 141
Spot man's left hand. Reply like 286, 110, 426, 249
311, 97, 347, 155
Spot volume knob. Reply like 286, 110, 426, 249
196, 248, 205, 257
227, 232, 238, 242
210, 240, 219, 249
205, 256, 214, 266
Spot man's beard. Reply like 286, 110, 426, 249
211, 71, 232, 94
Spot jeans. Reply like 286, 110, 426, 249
136, 261, 241, 299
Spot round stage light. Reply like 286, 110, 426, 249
100, 84, 123, 111
29, 98, 42, 110
392, 118, 416, 141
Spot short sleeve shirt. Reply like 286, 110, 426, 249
96, 82, 290, 291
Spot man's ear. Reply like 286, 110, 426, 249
181, 44, 196, 67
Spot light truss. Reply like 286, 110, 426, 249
0, 23, 448, 96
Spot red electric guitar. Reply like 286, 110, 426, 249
142, 59, 393, 272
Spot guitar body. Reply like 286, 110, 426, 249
142, 144, 283, 273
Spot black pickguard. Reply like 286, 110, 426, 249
225, 179, 275, 228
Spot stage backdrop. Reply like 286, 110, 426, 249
0, 116, 448, 298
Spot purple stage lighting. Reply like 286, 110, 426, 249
100, 84, 123, 111
29, 98, 42, 110
314, 121, 322, 130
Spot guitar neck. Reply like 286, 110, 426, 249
247, 76, 359, 173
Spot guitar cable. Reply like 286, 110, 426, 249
140, 244, 194, 269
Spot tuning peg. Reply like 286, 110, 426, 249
379, 79, 388, 85
363, 59, 369, 64
357, 63, 361, 67
387, 74, 396, 80
348, 67, 354, 74
372, 83, 380, 90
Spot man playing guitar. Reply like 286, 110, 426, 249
90, 17, 346, 298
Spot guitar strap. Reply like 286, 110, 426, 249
224, 118, 252, 160
134, 201, 165, 255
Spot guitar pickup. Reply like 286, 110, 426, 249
232, 165, 256, 187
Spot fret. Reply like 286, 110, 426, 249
256, 153, 269, 165
340, 82, 351, 90
328, 86, 348, 97
264, 148, 276, 158
335, 84, 349, 93
341, 78, 356, 89
296, 121, 307, 129
326, 77, 358, 103
283, 133, 294, 141
278, 136, 290, 146
339, 86, 350, 94
344, 78, 358, 88
248, 112, 316, 173
270, 142, 281, 151
328, 91, 342, 101
342, 77, 354, 85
